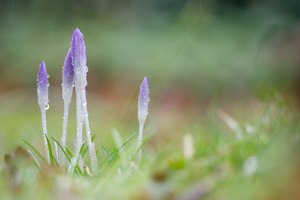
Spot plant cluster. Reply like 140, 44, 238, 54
31, 28, 150, 175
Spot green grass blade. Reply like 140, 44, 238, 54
45, 135, 59, 167
75, 165, 84, 176
51, 137, 71, 163
79, 142, 87, 158
107, 150, 119, 165
82, 144, 89, 158
80, 134, 96, 158
65, 146, 74, 158
118, 133, 136, 152
101, 133, 136, 166
98, 143, 108, 158
68, 156, 84, 176
133, 136, 150, 158
23, 139, 48, 166
91, 134, 96, 142
26, 149, 41, 170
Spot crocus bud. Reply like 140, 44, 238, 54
71, 28, 87, 88
62, 48, 74, 90
138, 77, 149, 123
61, 49, 74, 164
62, 48, 74, 104
37, 61, 49, 109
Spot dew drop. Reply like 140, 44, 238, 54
83, 80, 87, 86
76, 71, 81, 76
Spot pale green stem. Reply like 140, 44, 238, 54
75, 87, 83, 162
59, 100, 70, 166
40, 108, 50, 163
137, 120, 145, 161
82, 89, 97, 173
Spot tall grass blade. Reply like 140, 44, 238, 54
51, 137, 72, 163
45, 135, 59, 166
23, 139, 48, 166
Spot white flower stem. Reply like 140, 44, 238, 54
61, 101, 71, 147
60, 98, 71, 166
137, 120, 145, 161
40, 108, 50, 163
82, 89, 97, 173
75, 87, 83, 160
54, 143, 58, 162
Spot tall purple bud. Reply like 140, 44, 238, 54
62, 48, 74, 93
71, 28, 87, 88
137, 76, 150, 161
37, 61, 49, 109
61, 48, 74, 165
71, 28, 85, 159
70, 28, 97, 172
37, 61, 50, 162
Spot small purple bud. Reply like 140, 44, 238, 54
138, 77, 149, 122
38, 61, 48, 89
71, 28, 87, 87
62, 48, 74, 89
37, 61, 49, 108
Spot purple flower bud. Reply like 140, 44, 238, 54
37, 61, 49, 108
62, 48, 74, 89
37, 61, 48, 90
138, 77, 149, 122
71, 28, 87, 87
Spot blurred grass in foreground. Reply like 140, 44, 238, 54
0, 92, 300, 199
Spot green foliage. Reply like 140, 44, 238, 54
0, 100, 299, 199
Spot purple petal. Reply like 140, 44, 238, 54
138, 76, 149, 121
71, 28, 87, 88
71, 28, 86, 70
37, 61, 49, 107
37, 61, 48, 90
62, 48, 74, 89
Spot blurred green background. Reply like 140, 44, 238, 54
1, 1, 300, 199
1, 0, 300, 93
1, 0, 300, 161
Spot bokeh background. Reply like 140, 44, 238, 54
1, 0, 300, 158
